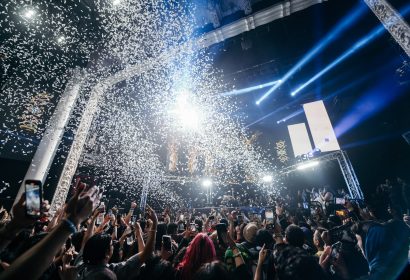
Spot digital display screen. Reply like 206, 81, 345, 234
265, 210, 274, 221
25, 182, 41, 216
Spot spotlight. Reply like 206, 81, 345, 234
262, 175, 273, 183
297, 161, 319, 170
113, 0, 121, 5
170, 91, 201, 131
57, 36, 65, 44
221, 79, 281, 97
202, 179, 212, 188
290, 4, 410, 97
22, 8, 36, 20
256, 3, 366, 104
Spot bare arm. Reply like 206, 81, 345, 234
134, 222, 145, 253
0, 195, 35, 253
81, 210, 99, 250
137, 206, 157, 262
124, 201, 137, 225
254, 244, 267, 280
0, 184, 99, 280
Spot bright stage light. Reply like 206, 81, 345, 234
113, 0, 121, 6
22, 8, 36, 20
290, 4, 410, 97
57, 36, 65, 44
255, 3, 366, 104
297, 161, 319, 170
262, 175, 273, 183
170, 91, 202, 131
221, 79, 281, 97
202, 179, 212, 188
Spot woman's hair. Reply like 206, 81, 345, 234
194, 261, 230, 280
177, 233, 216, 280
83, 233, 112, 265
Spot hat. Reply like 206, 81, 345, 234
243, 223, 258, 243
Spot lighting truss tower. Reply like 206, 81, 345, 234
279, 150, 364, 200
363, 0, 410, 57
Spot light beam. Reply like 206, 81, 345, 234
255, 3, 367, 104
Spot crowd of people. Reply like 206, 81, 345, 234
0, 178, 409, 280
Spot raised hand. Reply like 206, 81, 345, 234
258, 244, 268, 263
65, 184, 100, 226
146, 205, 158, 227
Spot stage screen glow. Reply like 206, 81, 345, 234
288, 123, 313, 157
303, 100, 340, 152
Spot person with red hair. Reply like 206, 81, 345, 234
176, 233, 216, 280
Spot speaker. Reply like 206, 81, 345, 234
403, 131, 410, 145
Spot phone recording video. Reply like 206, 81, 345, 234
190, 223, 197, 232
237, 215, 244, 224
265, 210, 274, 222
335, 198, 346, 205
25, 180, 42, 217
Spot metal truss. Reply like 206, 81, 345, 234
278, 150, 364, 200
363, 0, 410, 57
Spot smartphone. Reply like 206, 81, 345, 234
237, 215, 244, 224
178, 222, 185, 231
331, 241, 342, 261
215, 223, 228, 246
126, 236, 133, 245
96, 213, 104, 225
24, 180, 42, 217
265, 210, 274, 223
335, 198, 346, 205
209, 215, 215, 226
162, 235, 172, 251
190, 223, 197, 232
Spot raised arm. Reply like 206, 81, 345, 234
134, 222, 145, 253
0, 195, 36, 253
138, 205, 157, 262
81, 209, 100, 250
0, 184, 100, 280
124, 201, 137, 225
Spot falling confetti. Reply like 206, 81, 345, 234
0, 0, 280, 208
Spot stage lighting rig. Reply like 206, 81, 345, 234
297, 161, 319, 170
201, 179, 213, 188
262, 175, 273, 183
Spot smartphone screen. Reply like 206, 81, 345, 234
25, 180, 42, 217
237, 215, 244, 224
96, 213, 104, 225
190, 223, 197, 232
335, 198, 345, 205
265, 210, 274, 222
162, 235, 172, 251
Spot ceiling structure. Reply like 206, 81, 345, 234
0, 0, 409, 204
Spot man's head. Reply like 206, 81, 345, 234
243, 223, 258, 244
83, 233, 113, 265
285, 225, 305, 248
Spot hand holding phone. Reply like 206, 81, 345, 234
215, 223, 228, 246
162, 235, 172, 251
24, 180, 42, 218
